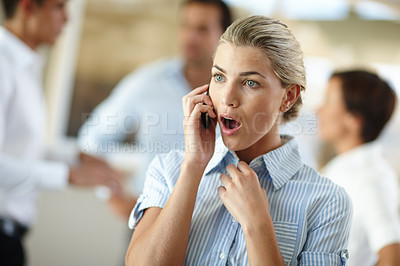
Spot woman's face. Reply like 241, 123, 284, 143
317, 77, 351, 143
209, 43, 287, 153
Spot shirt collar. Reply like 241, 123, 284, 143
0, 26, 44, 69
205, 135, 303, 190
204, 137, 230, 174
261, 135, 303, 190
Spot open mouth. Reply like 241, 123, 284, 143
220, 114, 242, 136
223, 117, 241, 129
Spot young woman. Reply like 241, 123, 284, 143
318, 70, 400, 266
125, 16, 352, 265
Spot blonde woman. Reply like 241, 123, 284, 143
126, 16, 352, 265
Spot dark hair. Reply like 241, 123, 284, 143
182, 0, 232, 32
2, 0, 44, 19
332, 70, 397, 143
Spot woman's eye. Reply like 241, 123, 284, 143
246, 80, 258, 87
215, 74, 224, 82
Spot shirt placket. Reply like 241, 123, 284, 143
217, 212, 240, 265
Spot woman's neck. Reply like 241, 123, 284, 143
236, 130, 282, 165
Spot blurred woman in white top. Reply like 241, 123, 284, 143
318, 70, 400, 265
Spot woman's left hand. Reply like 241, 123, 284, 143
218, 161, 270, 228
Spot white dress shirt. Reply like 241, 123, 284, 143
322, 141, 400, 266
78, 58, 192, 195
0, 27, 69, 227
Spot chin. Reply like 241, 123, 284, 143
221, 134, 245, 152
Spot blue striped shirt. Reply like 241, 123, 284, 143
129, 136, 352, 265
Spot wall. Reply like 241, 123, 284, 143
25, 188, 129, 266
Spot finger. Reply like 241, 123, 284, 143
203, 105, 217, 119
225, 164, 241, 179
237, 161, 253, 174
187, 84, 209, 96
183, 91, 213, 117
206, 112, 219, 130
182, 84, 208, 111
237, 161, 260, 185
188, 104, 215, 124
191, 94, 213, 107
219, 173, 231, 187
217, 185, 227, 199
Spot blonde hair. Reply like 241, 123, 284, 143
218, 15, 306, 123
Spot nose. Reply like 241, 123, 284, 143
182, 26, 200, 45
222, 83, 239, 108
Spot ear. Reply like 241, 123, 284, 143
280, 84, 301, 112
345, 113, 363, 136
19, 0, 36, 17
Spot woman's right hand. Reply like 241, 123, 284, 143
182, 84, 217, 167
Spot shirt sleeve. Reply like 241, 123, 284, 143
128, 153, 175, 229
0, 154, 69, 191
77, 72, 143, 153
299, 187, 353, 265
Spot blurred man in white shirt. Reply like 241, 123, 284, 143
0, 1, 123, 265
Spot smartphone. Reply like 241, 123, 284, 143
201, 87, 211, 128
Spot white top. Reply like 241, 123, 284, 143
78, 58, 192, 195
322, 142, 400, 266
0, 27, 69, 227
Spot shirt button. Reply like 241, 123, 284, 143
220, 253, 225, 259
231, 217, 236, 223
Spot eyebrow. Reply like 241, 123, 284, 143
212, 65, 266, 78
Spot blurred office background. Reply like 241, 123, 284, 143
1, 0, 400, 265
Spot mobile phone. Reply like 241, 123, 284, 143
201, 87, 211, 128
